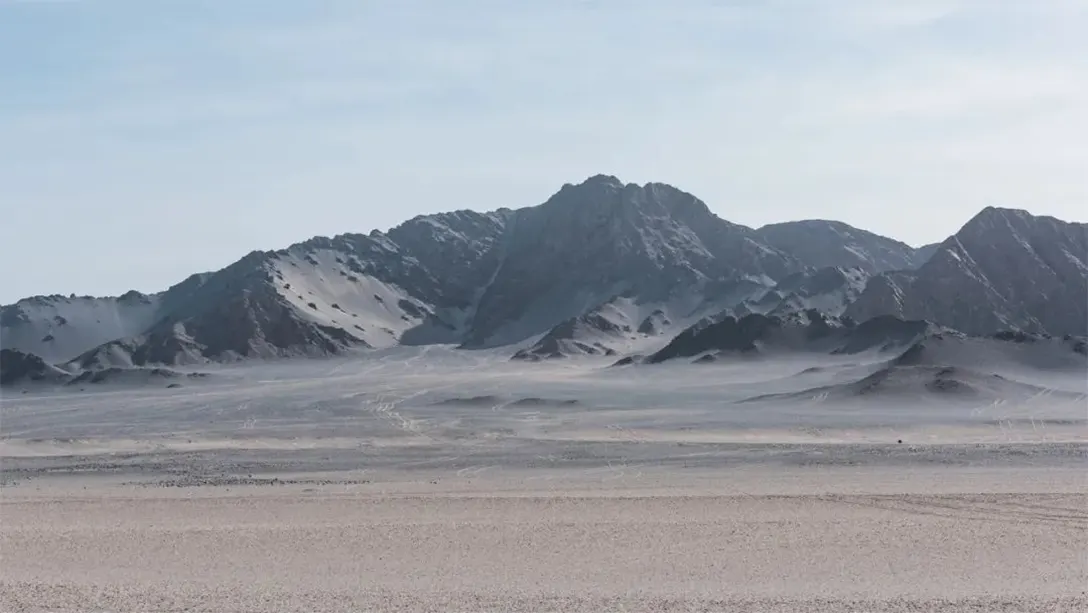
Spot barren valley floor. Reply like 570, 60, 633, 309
2, 350, 1086, 612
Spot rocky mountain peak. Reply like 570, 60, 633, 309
541, 176, 715, 228
5, 177, 1083, 371
955, 206, 1083, 247
549, 174, 625, 207
461, 177, 802, 347
754, 219, 928, 274
850, 207, 1087, 337
1, 348, 69, 386
576, 173, 625, 188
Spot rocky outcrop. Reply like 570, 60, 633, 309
0, 348, 69, 386
847, 208, 1088, 336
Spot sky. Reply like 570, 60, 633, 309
1, 0, 1086, 302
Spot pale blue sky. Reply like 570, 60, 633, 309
2, 0, 1086, 302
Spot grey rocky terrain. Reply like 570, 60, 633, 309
0, 348, 69, 386
2, 176, 1085, 378
846, 207, 1088, 337
753, 219, 932, 273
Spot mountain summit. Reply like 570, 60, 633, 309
847, 207, 1088, 337
462, 177, 802, 347
754, 220, 931, 273
3, 178, 1084, 371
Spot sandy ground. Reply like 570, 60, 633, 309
2, 466, 1086, 613
2, 352, 1085, 611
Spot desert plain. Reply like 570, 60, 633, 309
2, 347, 1085, 612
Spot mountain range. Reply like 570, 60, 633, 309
2, 174, 1086, 384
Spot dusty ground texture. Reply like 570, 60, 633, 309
2, 466, 1086, 613
2, 350, 1086, 611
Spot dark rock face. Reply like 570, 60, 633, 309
847, 208, 1088, 337
850, 365, 985, 397
118, 290, 154, 305
299, 208, 513, 322
637, 310, 670, 335
72, 274, 368, 369
5, 178, 1086, 368
1073, 339, 1087, 356
832, 315, 935, 355
912, 243, 941, 267
0, 305, 29, 328
647, 311, 938, 364
512, 337, 616, 361
187, 283, 360, 360
992, 330, 1039, 343
511, 309, 627, 361
758, 266, 871, 317
463, 177, 803, 347
385, 209, 513, 312
0, 349, 67, 386
648, 314, 782, 363
754, 220, 929, 274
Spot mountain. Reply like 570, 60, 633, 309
846, 207, 1088, 337
754, 220, 932, 273
913, 242, 941, 266
511, 303, 629, 361
731, 266, 871, 318
0, 346, 214, 388
0, 291, 162, 363
645, 311, 942, 364
67, 250, 371, 368
735, 330, 1087, 406
741, 363, 1083, 406
643, 309, 1086, 412
0, 348, 69, 386
511, 295, 688, 361
461, 175, 803, 347
8, 211, 514, 368
1, 176, 813, 365
3, 178, 1083, 371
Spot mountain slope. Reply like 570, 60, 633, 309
69, 251, 368, 368
847, 208, 1088, 336
15, 211, 514, 368
754, 220, 930, 274
462, 175, 803, 347
912, 242, 941, 267
511, 303, 630, 361
646, 311, 941, 364
745, 266, 871, 318
0, 348, 70, 386
737, 331, 1087, 406
0, 292, 162, 363
6, 179, 1083, 369
510, 294, 717, 361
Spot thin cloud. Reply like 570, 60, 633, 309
1, 1, 1085, 300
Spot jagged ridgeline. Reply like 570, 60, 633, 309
2, 175, 1085, 383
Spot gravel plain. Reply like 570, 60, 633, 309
2, 351, 1085, 612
